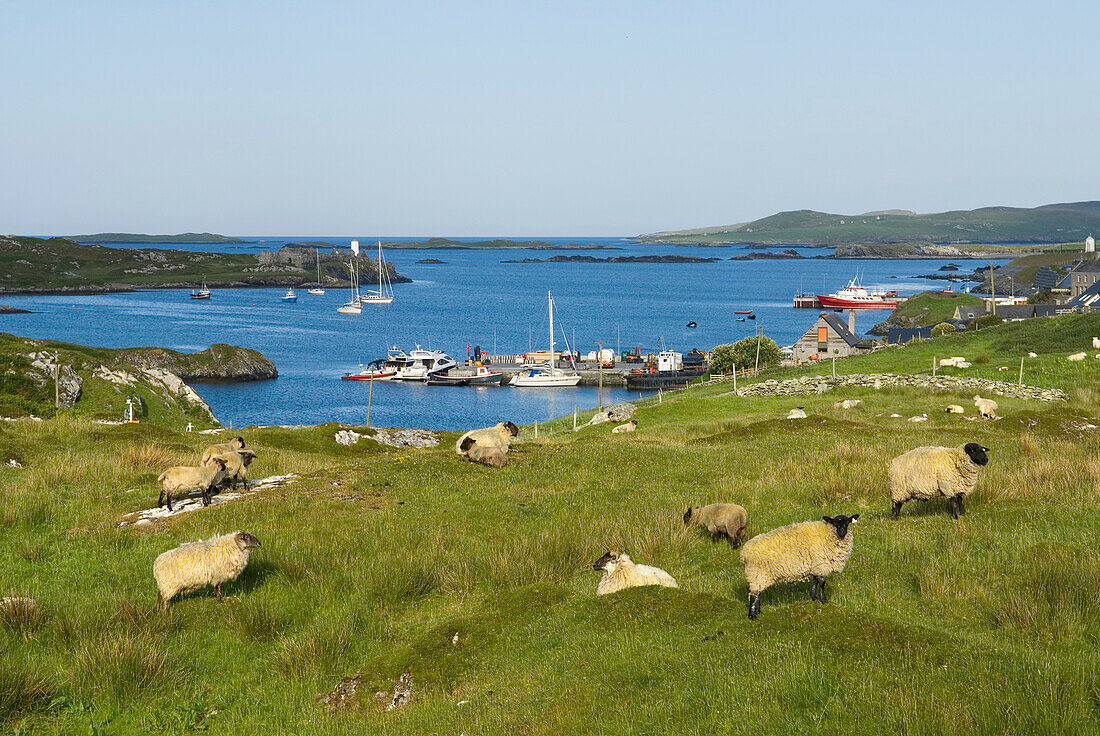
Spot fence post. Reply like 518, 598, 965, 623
933, 356, 937, 377
1019, 356, 1024, 386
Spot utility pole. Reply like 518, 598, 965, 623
597, 340, 605, 410
53, 354, 60, 409
366, 374, 374, 428
754, 326, 762, 374
989, 261, 997, 316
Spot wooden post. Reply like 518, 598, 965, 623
989, 261, 996, 316
933, 356, 937, 377
534, 421, 538, 439
832, 357, 836, 377
53, 354, 60, 409
732, 366, 737, 394
658, 388, 663, 404
366, 374, 374, 428
573, 405, 577, 430
597, 339, 604, 410
1019, 356, 1024, 386
754, 326, 762, 374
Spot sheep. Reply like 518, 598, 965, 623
1028, 352, 1037, 358
1068, 352, 1087, 361
454, 422, 518, 456
973, 395, 998, 419
611, 420, 637, 433
945, 404, 965, 414
786, 407, 807, 419
888, 443, 989, 520
939, 356, 971, 368
739, 514, 859, 620
213, 449, 257, 490
201, 436, 246, 464
157, 457, 228, 511
153, 531, 261, 610
459, 437, 509, 468
683, 503, 748, 546
833, 399, 862, 409
592, 551, 678, 595
908, 414, 928, 422
1092, 337, 1100, 350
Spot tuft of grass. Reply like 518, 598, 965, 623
71, 634, 184, 700
0, 660, 54, 720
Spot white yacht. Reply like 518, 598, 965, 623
510, 291, 581, 387
307, 248, 325, 295
337, 240, 363, 314
394, 346, 457, 381
361, 241, 394, 304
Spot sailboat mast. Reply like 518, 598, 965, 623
548, 290, 554, 366
378, 241, 384, 294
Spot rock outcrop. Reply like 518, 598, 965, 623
734, 373, 1066, 402
116, 344, 278, 382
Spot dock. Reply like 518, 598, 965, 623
793, 294, 821, 308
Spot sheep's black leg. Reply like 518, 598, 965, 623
810, 577, 820, 602
166, 492, 173, 512
202, 485, 211, 507
158, 489, 165, 508
156, 591, 165, 612
948, 496, 959, 519
891, 501, 903, 520
215, 583, 222, 602
711, 530, 721, 542
747, 594, 758, 620
818, 578, 828, 604
956, 495, 966, 516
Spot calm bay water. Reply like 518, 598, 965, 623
2, 238, 1007, 430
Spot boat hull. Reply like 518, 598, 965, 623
341, 371, 397, 381
510, 372, 581, 387
361, 296, 394, 305
430, 371, 503, 386
816, 295, 898, 310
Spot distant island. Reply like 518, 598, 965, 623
416, 258, 447, 264
503, 254, 719, 264
70, 232, 246, 244
0, 236, 409, 294
382, 238, 618, 250
640, 201, 1100, 246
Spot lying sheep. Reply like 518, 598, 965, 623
454, 422, 519, 456
739, 514, 859, 620
1068, 352, 1087, 361
786, 407, 807, 420
157, 457, 228, 511
888, 443, 989, 519
214, 449, 257, 491
201, 437, 245, 464
973, 395, 998, 419
1093, 337, 1100, 350
1028, 351, 1038, 358
684, 503, 747, 546
833, 399, 862, 409
945, 405, 965, 414
592, 551, 677, 595
153, 531, 261, 610
611, 420, 637, 433
459, 437, 508, 468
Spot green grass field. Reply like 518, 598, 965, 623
2, 316, 1100, 734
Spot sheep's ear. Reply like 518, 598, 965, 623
822, 515, 834, 524
850, 514, 859, 522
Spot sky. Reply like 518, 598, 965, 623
1, 1, 1097, 236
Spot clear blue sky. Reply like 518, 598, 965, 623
1, 1, 1096, 236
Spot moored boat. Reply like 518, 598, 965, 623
510, 291, 581, 387
190, 278, 212, 300
816, 277, 899, 309
623, 350, 706, 389
394, 346, 457, 381
428, 365, 503, 386
341, 360, 398, 381
281, 288, 298, 303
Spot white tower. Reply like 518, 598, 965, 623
1086, 235, 1095, 253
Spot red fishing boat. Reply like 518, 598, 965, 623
816, 277, 899, 309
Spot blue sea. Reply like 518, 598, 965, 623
1, 237, 1007, 430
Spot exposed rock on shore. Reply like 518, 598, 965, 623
502, 254, 719, 264
115, 344, 278, 382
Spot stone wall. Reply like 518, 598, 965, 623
733, 373, 1066, 402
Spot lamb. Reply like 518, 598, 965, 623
786, 407, 807, 420
213, 449, 257, 490
683, 503, 748, 546
611, 420, 637, 433
157, 457, 228, 511
888, 442, 989, 519
973, 395, 998, 419
1067, 352, 1087, 361
454, 422, 519, 456
458, 437, 509, 468
153, 531, 261, 610
739, 514, 859, 620
201, 436, 246, 464
945, 404, 965, 414
592, 551, 678, 595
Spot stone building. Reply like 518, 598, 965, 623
792, 313, 873, 363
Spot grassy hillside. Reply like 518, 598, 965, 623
889, 290, 984, 326
70, 233, 245, 244
2, 317, 1099, 734
642, 201, 1100, 245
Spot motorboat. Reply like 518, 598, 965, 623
341, 360, 398, 381
686, 321, 697, 328
509, 291, 581, 387
360, 241, 394, 305
281, 288, 298, 303
428, 365, 504, 386
393, 347, 457, 381
190, 278, 212, 300
624, 350, 706, 389
817, 277, 899, 309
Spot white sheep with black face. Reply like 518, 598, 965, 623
459, 437, 508, 468
157, 457, 228, 511
455, 422, 519, 455
591, 552, 677, 595
201, 436, 245, 464
973, 395, 998, 419
153, 531, 261, 610
739, 514, 859, 620
684, 503, 748, 546
889, 443, 990, 519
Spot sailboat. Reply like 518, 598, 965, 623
360, 241, 394, 305
510, 291, 581, 387
337, 240, 363, 314
307, 248, 325, 295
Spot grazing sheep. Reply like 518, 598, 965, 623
153, 531, 261, 610
939, 357, 971, 368
201, 437, 246, 464
739, 514, 859, 620
1093, 337, 1100, 350
592, 552, 678, 595
833, 399, 862, 409
1068, 352, 1087, 361
213, 449, 257, 490
611, 420, 638, 433
945, 404, 965, 414
973, 395, 998, 419
786, 407, 807, 420
157, 457, 228, 511
458, 437, 509, 468
888, 443, 989, 519
684, 503, 748, 546
454, 422, 519, 455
